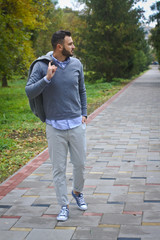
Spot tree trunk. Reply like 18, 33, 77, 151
2, 75, 8, 87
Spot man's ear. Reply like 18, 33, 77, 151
57, 43, 63, 51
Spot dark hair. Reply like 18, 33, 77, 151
51, 30, 71, 50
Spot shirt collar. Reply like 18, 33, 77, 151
51, 55, 70, 69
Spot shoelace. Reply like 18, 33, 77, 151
78, 193, 85, 205
59, 207, 68, 216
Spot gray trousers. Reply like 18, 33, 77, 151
46, 123, 86, 206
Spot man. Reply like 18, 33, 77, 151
25, 30, 87, 221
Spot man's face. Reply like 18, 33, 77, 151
62, 36, 75, 57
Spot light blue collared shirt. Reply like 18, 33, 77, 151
52, 55, 70, 69
45, 55, 82, 130
46, 116, 82, 130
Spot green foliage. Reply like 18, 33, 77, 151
0, 76, 47, 182
0, 0, 153, 87
77, 0, 151, 81
149, 1, 160, 63
0, 0, 54, 86
32, 6, 87, 58
84, 71, 106, 82
150, 27, 160, 63
150, 1, 160, 25
32, 5, 63, 57
112, 78, 127, 85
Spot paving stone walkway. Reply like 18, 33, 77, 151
0, 66, 160, 240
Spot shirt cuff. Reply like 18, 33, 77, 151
44, 76, 50, 83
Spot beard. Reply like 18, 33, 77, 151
62, 46, 73, 58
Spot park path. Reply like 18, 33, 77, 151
0, 65, 160, 240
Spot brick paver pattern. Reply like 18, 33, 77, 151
0, 66, 160, 240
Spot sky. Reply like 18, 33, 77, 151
58, 0, 77, 9
57, 0, 157, 26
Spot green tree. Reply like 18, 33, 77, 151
149, 1, 160, 63
31, 1, 63, 57
77, 0, 150, 82
0, 0, 52, 87
59, 8, 87, 52
32, 6, 87, 58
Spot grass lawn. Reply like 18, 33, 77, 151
0, 75, 133, 183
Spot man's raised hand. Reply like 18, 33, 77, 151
46, 62, 57, 80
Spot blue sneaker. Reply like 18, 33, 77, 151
57, 206, 69, 221
72, 191, 87, 211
